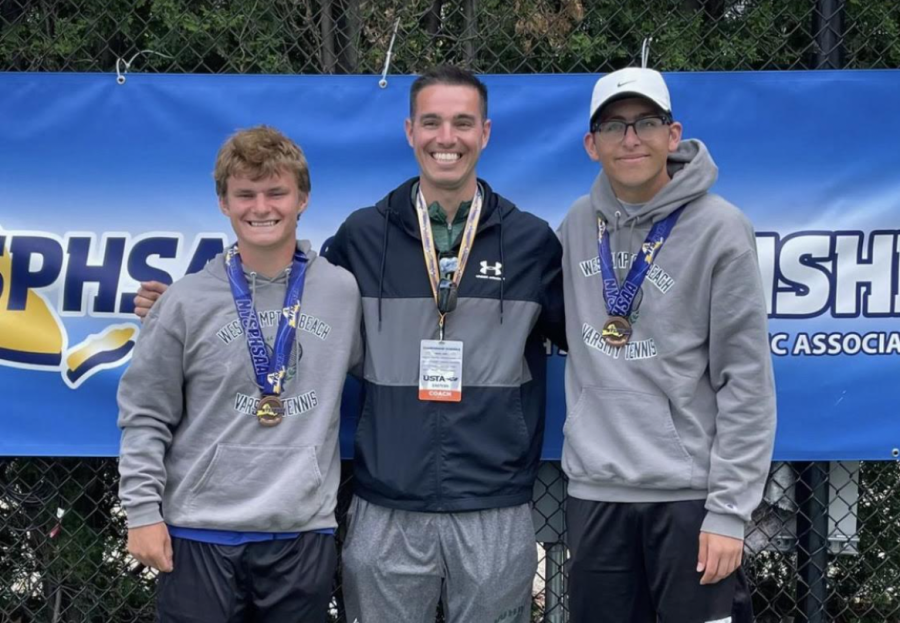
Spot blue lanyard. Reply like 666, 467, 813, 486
224, 245, 308, 396
597, 206, 685, 318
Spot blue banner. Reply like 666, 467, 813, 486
1, 71, 899, 459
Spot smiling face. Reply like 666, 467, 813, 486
219, 169, 307, 256
405, 83, 491, 203
584, 97, 682, 204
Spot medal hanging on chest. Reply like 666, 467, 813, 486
256, 395, 284, 427
224, 244, 308, 426
596, 206, 685, 347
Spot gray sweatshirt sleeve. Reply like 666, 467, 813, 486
117, 302, 186, 528
703, 246, 777, 540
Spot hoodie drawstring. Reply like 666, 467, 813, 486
627, 218, 638, 271
611, 210, 640, 279
377, 186, 503, 329
498, 205, 505, 324
250, 272, 258, 305
612, 211, 624, 281
377, 207, 390, 330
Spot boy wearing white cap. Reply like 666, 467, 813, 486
557, 67, 776, 622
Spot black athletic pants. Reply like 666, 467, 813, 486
157, 533, 336, 623
566, 498, 753, 623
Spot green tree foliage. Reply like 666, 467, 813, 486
827, 463, 900, 622
844, 0, 900, 67
0, 459, 156, 622
1, 0, 898, 74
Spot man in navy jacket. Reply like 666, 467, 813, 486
326, 66, 564, 623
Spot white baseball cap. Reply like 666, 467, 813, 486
589, 67, 671, 126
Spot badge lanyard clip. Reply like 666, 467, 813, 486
416, 187, 483, 339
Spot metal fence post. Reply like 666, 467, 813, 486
533, 462, 567, 623
463, 0, 478, 68
814, 0, 845, 69
796, 461, 830, 623
544, 542, 567, 623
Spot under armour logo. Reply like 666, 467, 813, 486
479, 261, 503, 276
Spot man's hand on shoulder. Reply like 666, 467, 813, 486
127, 521, 174, 572
697, 531, 743, 585
134, 281, 168, 321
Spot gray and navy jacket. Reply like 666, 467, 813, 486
326, 177, 565, 512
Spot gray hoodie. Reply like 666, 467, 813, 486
558, 139, 776, 540
118, 240, 362, 533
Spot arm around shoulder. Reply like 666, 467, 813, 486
539, 225, 567, 351
323, 219, 353, 271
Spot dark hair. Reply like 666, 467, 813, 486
409, 65, 488, 120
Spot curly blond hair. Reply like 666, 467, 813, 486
214, 126, 310, 198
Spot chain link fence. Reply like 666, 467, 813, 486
2, 0, 900, 621
1, 0, 899, 74
3, 459, 900, 621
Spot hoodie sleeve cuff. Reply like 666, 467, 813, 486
126, 503, 164, 529
701, 511, 746, 540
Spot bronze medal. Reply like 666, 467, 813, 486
602, 316, 632, 347
256, 395, 284, 427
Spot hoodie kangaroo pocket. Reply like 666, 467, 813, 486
187, 444, 323, 531
562, 387, 693, 489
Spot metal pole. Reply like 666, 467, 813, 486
544, 542, 567, 623
795, 461, 830, 623
814, 0, 845, 69
319, 0, 337, 74
533, 462, 568, 622
463, 0, 477, 68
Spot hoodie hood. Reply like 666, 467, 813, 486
591, 139, 718, 230
203, 240, 317, 312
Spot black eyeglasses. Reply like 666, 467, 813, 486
590, 115, 671, 142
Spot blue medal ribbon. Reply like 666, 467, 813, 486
224, 244, 308, 396
597, 206, 685, 319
